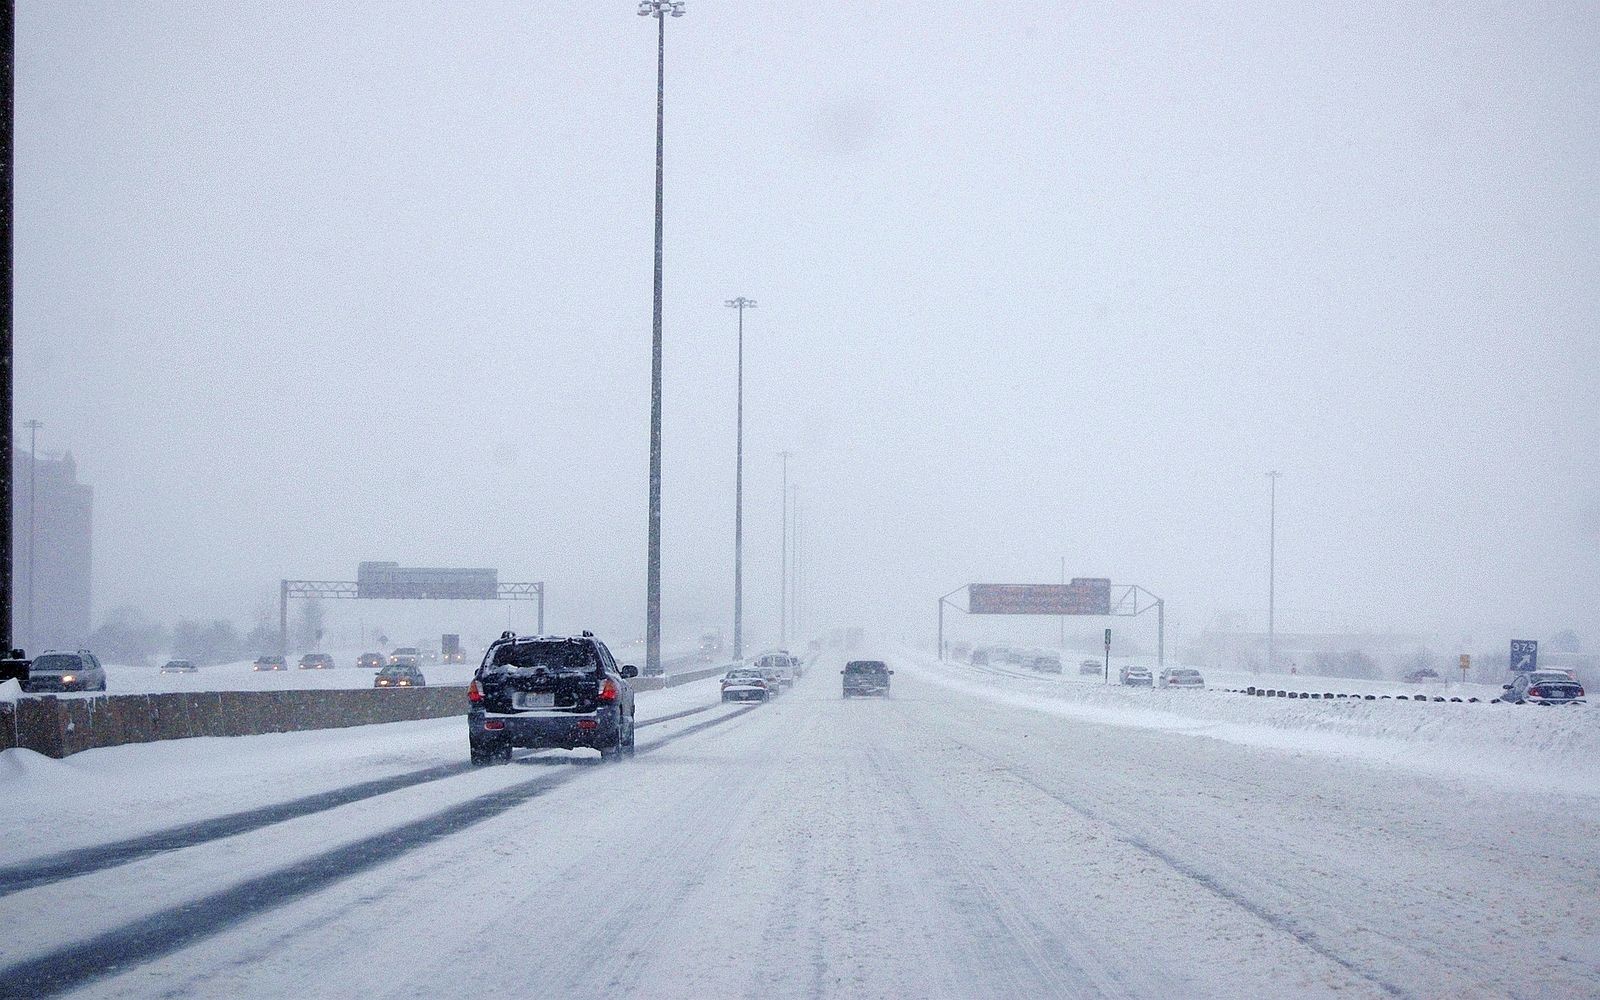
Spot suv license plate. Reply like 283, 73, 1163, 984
513, 692, 555, 709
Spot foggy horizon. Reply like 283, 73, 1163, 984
13, 1, 1598, 650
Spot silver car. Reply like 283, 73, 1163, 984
22, 650, 108, 693
1158, 667, 1205, 689
1120, 665, 1153, 687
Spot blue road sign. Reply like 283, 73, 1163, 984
1509, 639, 1538, 673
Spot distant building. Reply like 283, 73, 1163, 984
11, 449, 93, 653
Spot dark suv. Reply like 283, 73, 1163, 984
22, 650, 107, 693
842, 659, 892, 698
467, 632, 637, 765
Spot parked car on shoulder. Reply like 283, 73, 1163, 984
721, 667, 771, 702
1403, 667, 1441, 683
357, 652, 386, 670
160, 659, 198, 674
467, 631, 637, 765
842, 659, 892, 697
252, 655, 288, 672
970, 647, 991, 666
1500, 671, 1586, 706
1158, 667, 1205, 689
1120, 665, 1153, 686
22, 650, 107, 692
1028, 653, 1063, 674
298, 653, 335, 670
1080, 659, 1102, 676
375, 664, 426, 688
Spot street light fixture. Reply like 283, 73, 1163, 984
637, 0, 685, 677
725, 296, 755, 660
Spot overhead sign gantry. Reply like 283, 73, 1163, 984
938, 578, 1166, 666
279, 562, 545, 654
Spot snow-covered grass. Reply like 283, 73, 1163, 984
898, 648, 1600, 796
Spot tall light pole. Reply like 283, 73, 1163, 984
791, 484, 801, 638
1, 1, 13, 652
637, 0, 683, 676
725, 296, 755, 660
1267, 470, 1281, 673
23, 418, 38, 650
778, 450, 792, 645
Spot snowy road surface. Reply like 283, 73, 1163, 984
1, 653, 1597, 999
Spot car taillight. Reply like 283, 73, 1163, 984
1528, 688, 1543, 698
468, 679, 484, 703
483, 719, 504, 731
598, 677, 619, 702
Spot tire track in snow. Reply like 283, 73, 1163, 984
930, 730, 1411, 999
0, 704, 759, 1000
0, 700, 726, 900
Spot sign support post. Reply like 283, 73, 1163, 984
1459, 653, 1470, 684
1104, 628, 1111, 685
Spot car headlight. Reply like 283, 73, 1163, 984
62, 674, 76, 683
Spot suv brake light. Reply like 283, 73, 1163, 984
597, 677, 619, 702
468, 679, 484, 703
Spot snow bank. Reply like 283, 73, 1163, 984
897, 649, 1600, 796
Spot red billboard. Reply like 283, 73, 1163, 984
968, 579, 1111, 615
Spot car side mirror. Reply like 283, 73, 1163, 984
1502, 684, 1512, 690
621, 665, 639, 679
840, 670, 846, 674
889, 670, 895, 675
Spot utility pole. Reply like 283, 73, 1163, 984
724, 296, 755, 660
1267, 470, 1281, 674
778, 450, 792, 645
636, 0, 685, 678
23, 418, 38, 649
1, 1, 14, 652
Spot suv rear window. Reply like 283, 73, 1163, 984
490, 641, 599, 673
845, 661, 887, 674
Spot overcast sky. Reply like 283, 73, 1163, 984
15, 1, 1599, 651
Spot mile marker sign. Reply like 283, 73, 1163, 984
1509, 640, 1538, 673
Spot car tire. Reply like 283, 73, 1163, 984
470, 745, 492, 767
624, 721, 637, 757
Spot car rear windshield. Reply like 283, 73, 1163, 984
845, 661, 887, 673
32, 654, 81, 672
489, 641, 599, 673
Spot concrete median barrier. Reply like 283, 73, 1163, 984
2, 687, 472, 760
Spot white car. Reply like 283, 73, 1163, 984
1158, 667, 1205, 689
1120, 665, 1153, 686
720, 668, 771, 703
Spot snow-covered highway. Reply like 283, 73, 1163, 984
1, 651, 1596, 999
